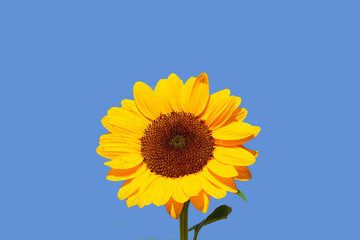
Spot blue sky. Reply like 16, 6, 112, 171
1, 1, 359, 239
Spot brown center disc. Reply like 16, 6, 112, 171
140, 112, 215, 178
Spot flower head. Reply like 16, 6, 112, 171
97, 73, 260, 219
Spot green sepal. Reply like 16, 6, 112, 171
235, 189, 247, 202
188, 205, 232, 240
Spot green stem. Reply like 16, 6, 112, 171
179, 200, 190, 240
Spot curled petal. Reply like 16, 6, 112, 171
190, 190, 210, 213
234, 166, 252, 181
165, 197, 184, 219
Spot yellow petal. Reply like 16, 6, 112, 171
106, 163, 147, 181
213, 121, 260, 146
117, 179, 135, 200
195, 171, 227, 199
234, 166, 252, 181
121, 99, 137, 112
206, 159, 238, 178
180, 174, 202, 197
207, 96, 241, 130
149, 177, 173, 207
107, 107, 150, 126
190, 190, 210, 213
104, 153, 143, 169
101, 108, 148, 138
229, 108, 248, 123
121, 99, 152, 122
154, 73, 184, 114
203, 166, 238, 193
167, 73, 184, 112
213, 146, 256, 166
133, 81, 161, 120
96, 133, 140, 159
239, 145, 259, 157
181, 76, 196, 113
201, 89, 230, 121
98, 132, 141, 147
154, 79, 173, 114
138, 172, 162, 207
181, 73, 210, 116
126, 189, 139, 207
165, 197, 184, 219
117, 169, 150, 200
171, 178, 189, 203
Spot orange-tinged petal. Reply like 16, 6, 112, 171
207, 96, 241, 130
213, 146, 256, 166
190, 190, 210, 213
234, 166, 252, 181
180, 174, 202, 197
103, 153, 143, 169
165, 197, 184, 219
106, 163, 147, 181
133, 81, 161, 120
181, 73, 210, 116
195, 171, 227, 199
213, 121, 260, 146
203, 166, 238, 193
206, 159, 238, 178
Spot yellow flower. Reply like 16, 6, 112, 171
96, 73, 260, 219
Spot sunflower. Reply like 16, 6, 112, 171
96, 73, 260, 219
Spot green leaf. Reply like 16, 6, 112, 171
188, 205, 232, 240
235, 189, 247, 202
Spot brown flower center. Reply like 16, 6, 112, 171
141, 112, 215, 178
